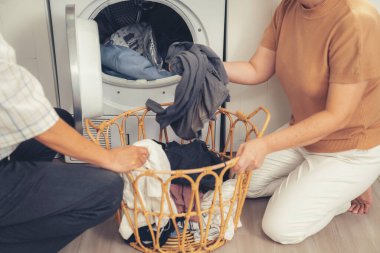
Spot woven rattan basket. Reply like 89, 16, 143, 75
85, 103, 270, 253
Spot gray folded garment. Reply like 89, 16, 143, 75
146, 42, 230, 140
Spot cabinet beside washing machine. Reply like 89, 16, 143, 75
49, 0, 226, 156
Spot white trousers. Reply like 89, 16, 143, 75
247, 137, 380, 244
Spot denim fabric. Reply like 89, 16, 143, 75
100, 44, 172, 80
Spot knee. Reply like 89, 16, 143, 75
97, 171, 124, 212
54, 108, 74, 127
262, 208, 305, 244
246, 175, 268, 198
108, 173, 124, 208
83, 169, 123, 217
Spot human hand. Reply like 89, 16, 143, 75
105, 146, 149, 173
232, 138, 269, 174
349, 187, 372, 214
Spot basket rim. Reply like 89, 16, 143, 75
87, 102, 270, 134
128, 156, 239, 175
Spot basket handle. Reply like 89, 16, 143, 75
247, 106, 271, 138
84, 119, 98, 143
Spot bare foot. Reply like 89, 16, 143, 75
348, 187, 372, 214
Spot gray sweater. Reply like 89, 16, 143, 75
146, 42, 230, 140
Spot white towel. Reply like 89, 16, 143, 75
119, 139, 177, 239
200, 179, 242, 241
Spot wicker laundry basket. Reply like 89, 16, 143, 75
85, 103, 270, 253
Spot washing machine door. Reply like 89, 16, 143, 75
66, 4, 103, 133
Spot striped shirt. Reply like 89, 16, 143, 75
0, 34, 58, 160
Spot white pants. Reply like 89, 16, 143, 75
247, 139, 380, 244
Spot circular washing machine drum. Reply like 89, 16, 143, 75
66, 0, 211, 120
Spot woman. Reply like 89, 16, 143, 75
225, 0, 380, 244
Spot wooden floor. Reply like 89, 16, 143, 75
60, 177, 380, 253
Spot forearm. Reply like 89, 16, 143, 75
263, 110, 348, 153
35, 118, 112, 169
263, 81, 368, 153
224, 46, 276, 85
224, 61, 267, 85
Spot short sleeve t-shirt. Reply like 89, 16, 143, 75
0, 34, 58, 159
261, 0, 380, 152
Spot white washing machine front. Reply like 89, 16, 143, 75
49, 0, 226, 116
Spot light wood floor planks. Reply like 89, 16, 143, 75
60, 178, 380, 253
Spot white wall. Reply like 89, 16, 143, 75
226, 0, 290, 148
0, 0, 57, 106
370, 0, 380, 10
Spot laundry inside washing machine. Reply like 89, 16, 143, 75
94, 1, 193, 82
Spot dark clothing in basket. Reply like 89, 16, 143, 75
162, 140, 226, 193
126, 220, 175, 247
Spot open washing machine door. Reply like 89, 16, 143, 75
66, 4, 103, 133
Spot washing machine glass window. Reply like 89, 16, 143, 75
86, 1, 196, 89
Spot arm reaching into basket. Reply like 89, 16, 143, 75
232, 81, 368, 174
35, 118, 148, 173
223, 46, 276, 85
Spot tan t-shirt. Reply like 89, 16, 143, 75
261, 0, 380, 152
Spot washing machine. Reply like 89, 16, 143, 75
48, 0, 226, 159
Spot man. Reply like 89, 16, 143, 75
0, 34, 148, 253
225, 0, 380, 244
